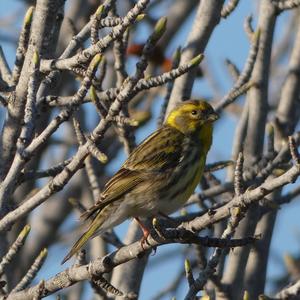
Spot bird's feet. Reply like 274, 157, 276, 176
134, 217, 151, 250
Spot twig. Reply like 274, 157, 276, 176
234, 152, 244, 196
0, 46, 12, 85
11, 248, 48, 293
0, 54, 102, 209
17, 51, 40, 152
275, 279, 300, 299
185, 259, 195, 287
244, 15, 254, 40
0, 225, 31, 277
111, 8, 134, 155
6, 228, 257, 299
219, 81, 255, 111
72, 116, 104, 200
183, 136, 300, 234
266, 123, 275, 156
0, 0, 64, 183
272, 0, 300, 11
225, 58, 240, 81
32, 280, 45, 300
167, 0, 224, 111
89, 85, 108, 117
133, 54, 203, 92
184, 199, 250, 299
45, 54, 204, 108
58, 1, 114, 60
204, 160, 234, 173
221, 0, 240, 18
40, 0, 150, 72
107, 115, 138, 127
91, 275, 124, 297
86, 136, 108, 164
12, 6, 34, 85
19, 158, 73, 183
90, 5, 104, 45
158, 47, 181, 126
215, 29, 260, 112
288, 136, 300, 167
68, 197, 87, 214
229, 99, 249, 175
276, 17, 300, 135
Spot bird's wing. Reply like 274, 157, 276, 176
122, 125, 184, 172
80, 169, 142, 220
81, 126, 184, 220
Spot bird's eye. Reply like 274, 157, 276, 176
191, 110, 198, 116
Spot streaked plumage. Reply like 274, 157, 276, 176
62, 100, 218, 263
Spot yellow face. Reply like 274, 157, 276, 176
165, 100, 219, 135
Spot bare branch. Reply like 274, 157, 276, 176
234, 152, 244, 196
185, 259, 195, 287
40, 0, 150, 72
0, 225, 30, 277
272, 0, 300, 11
0, 46, 12, 86
221, 0, 240, 19
167, 0, 225, 113
215, 29, 260, 112
244, 15, 254, 40
275, 279, 300, 299
11, 248, 48, 293
12, 6, 34, 85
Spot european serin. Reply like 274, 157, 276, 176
62, 100, 218, 263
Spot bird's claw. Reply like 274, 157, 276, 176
140, 234, 157, 256
140, 230, 151, 250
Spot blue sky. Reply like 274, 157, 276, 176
0, 1, 300, 299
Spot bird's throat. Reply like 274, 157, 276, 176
196, 123, 213, 154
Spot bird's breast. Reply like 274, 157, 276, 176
125, 142, 207, 217
158, 145, 206, 214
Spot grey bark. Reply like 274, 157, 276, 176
222, 1, 277, 298
167, 0, 225, 114
0, 0, 64, 181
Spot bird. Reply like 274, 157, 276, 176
62, 100, 218, 264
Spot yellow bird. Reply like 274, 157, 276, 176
62, 100, 218, 263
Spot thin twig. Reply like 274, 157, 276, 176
221, 0, 240, 18
0, 46, 12, 85
0, 225, 31, 277
272, 0, 300, 11
216, 29, 260, 112
12, 6, 34, 85
234, 152, 244, 196
11, 249, 48, 293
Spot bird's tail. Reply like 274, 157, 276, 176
61, 212, 105, 264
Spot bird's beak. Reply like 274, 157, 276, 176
207, 112, 219, 122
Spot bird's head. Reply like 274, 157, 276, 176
165, 100, 219, 137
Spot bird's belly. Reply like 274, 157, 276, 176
159, 155, 205, 214
125, 151, 206, 217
